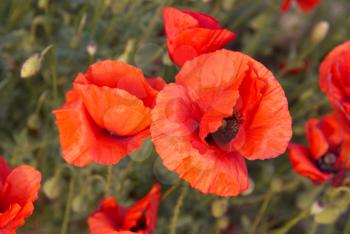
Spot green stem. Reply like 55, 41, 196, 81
169, 184, 188, 234
309, 222, 318, 234
60, 174, 75, 234
271, 210, 310, 234
250, 192, 273, 234
104, 165, 113, 197
161, 181, 181, 201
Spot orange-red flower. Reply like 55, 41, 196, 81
163, 7, 236, 67
281, 0, 320, 12
53, 60, 166, 166
0, 157, 41, 234
151, 49, 292, 196
319, 41, 350, 121
88, 184, 160, 234
288, 113, 350, 185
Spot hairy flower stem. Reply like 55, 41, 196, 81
271, 209, 310, 234
250, 191, 273, 234
60, 174, 75, 234
161, 181, 181, 201
104, 165, 113, 197
169, 183, 188, 234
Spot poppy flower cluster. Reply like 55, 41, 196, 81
51, 6, 293, 234
0, 156, 41, 234
53, 7, 292, 200
288, 40, 350, 185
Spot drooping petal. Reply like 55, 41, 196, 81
75, 83, 151, 137
288, 144, 331, 183
151, 84, 249, 196
122, 184, 160, 233
53, 89, 149, 166
305, 119, 329, 159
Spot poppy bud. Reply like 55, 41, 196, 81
218, 216, 230, 230
72, 193, 88, 213
86, 41, 97, 57
20, 53, 42, 79
43, 176, 63, 199
211, 199, 228, 218
27, 113, 40, 130
311, 21, 329, 45
270, 178, 283, 192
38, 0, 48, 9
20, 45, 53, 79
311, 200, 324, 215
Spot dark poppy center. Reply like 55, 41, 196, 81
205, 113, 240, 146
315, 151, 338, 174
129, 213, 147, 232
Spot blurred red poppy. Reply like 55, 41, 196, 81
88, 184, 160, 234
53, 60, 166, 166
0, 157, 41, 234
281, 0, 320, 12
319, 41, 350, 121
288, 113, 350, 185
163, 7, 236, 67
151, 49, 292, 196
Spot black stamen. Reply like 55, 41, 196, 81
205, 113, 240, 146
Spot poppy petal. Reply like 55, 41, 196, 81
288, 144, 331, 183
53, 90, 149, 166
85, 60, 157, 107
0, 157, 11, 188
296, 0, 320, 12
146, 77, 166, 92
281, 0, 292, 12
163, 7, 199, 37
233, 58, 292, 160
305, 119, 329, 159
88, 197, 125, 234
151, 84, 249, 196
122, 184, 160, 232
168, 28, 235, 67
75, 83, 151, 137
1, 165, 41, 207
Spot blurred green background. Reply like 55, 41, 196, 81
0, 0, 350, 233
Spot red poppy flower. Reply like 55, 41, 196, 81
163, 7, 236, 67
88, 184, 160, 234
288, 113, 350, 185
151, 49, 292, 196
53, 60, 166, 166
281, 0, 320, 12
319, 41, 350, 121
0, 156, 41, 234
